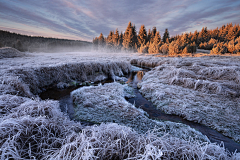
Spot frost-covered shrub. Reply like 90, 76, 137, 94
3, 99, 62, 120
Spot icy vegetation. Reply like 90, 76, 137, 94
0, 47, 26, 59
71, 82, 209, 142
133, 56, 240, 142
0, 53, 132, 96
0, 51, 239, 159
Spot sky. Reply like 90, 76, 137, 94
0, 0, 240, 42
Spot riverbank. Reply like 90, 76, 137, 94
0, 50, 239, 159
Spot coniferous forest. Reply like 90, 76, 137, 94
0, 30, 92, 52
93, 22, 240, 55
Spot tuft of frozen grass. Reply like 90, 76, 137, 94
46, 123, 238, 160
0, 116, 82, 159
2, 99, 63, 120
135, 56, 240, 142
0, 75, 33, 97
71, 82, 209, 143
0, 96, 82, 159
0, 94, 29, 117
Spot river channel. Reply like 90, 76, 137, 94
40, 69, 240, 153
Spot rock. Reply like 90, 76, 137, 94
57, 82, 69, 89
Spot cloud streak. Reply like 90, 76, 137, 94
0, 0, 240, 41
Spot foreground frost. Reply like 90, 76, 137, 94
0, 98, 82, 159
47, 123, 239, 160
0, 50, 239, 159
132, 56, 240, 142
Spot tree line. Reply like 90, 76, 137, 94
93, 22, 240, 55
0, 30, 92, 52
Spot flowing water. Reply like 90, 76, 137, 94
40, 70, 240, 153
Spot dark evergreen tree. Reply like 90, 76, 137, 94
98, 33, 105, 47
123, 22, 137, 51
106, 31, 114, 49
93, 37, 98, 50
118, 32, 123, 48
181, 33, 189, 46
147, 29, 152, 43
15, 40, 24, 51
132, 25, 138, 51
137, 25, 147, 47
226, 27, 235, 41
113, 29, 119, 47
191, 30, 198, 43
211, 28, 219, 40
149, 27, 157, 43
219, 25, 227, 42
148, 31, 161, 53
198, 27, 208, 43
163, 28, 170, 43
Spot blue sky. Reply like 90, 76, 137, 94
0, 0, 240, 42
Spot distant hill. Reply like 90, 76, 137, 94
0, 30, 92, 52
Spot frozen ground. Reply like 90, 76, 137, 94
71, 82, 208, 142
0, 48, 239, 159
132, 56, 240, 142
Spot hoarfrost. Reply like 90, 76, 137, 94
0, 51, 239, 159
134, 56, 240, 142
71, 82, 209, 142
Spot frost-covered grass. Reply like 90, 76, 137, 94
0, 51, 239, 159
0, 47, 26, 59
134, 56, 240, 142
71, 82, 210, 142
0, 55, 132, 96
0, 96, 82, 159
46, 123, 239, 160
